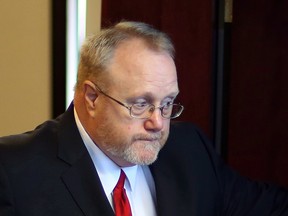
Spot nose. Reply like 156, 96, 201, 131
144, 108, 165, 132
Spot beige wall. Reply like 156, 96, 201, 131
86, 0, 102, 36
0, 1, 51, 136
0, 0, 102, 136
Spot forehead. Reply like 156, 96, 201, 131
106, 38, 179, 99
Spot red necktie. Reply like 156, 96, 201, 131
113, 170, 132, 216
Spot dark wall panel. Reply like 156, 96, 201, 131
228, 0, 288, 186
102, 0, 214, 136
52, 0, 66, 117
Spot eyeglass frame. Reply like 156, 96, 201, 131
89, 81, 184, 119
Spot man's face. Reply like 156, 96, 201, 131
91, 39, 179, 167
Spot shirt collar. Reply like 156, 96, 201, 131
73, 107, 138, 195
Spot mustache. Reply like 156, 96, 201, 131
132, 133, 162, 141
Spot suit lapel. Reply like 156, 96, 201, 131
150, 159, 189, 216
61, 153, 114, 216
57, 104, 114, 216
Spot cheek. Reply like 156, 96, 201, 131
124, 123, 142, 137
162, 120, 170, 130
125, 125, 135, 135
165, 121, 170, 130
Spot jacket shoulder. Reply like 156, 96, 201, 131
0, 118, 61, 167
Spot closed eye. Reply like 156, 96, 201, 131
161, 99, 174, 107
133, 102, 150, 109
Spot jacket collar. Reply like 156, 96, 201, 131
56, 103, 114, 216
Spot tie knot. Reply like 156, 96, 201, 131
115, 170, 126, 190
113, 169, 132, 216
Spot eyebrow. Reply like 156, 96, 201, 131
125, 91, 180, 104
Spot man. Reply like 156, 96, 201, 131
0, 21, 287, 216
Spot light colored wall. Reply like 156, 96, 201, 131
0, 0, 51, 136
86, 0, 102, 36
0, 0, 102, 136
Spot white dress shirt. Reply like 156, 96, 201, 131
74, 108, 157, 216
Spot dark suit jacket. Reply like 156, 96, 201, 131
0, 105, 288, 216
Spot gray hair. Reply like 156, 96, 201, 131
75, 21, 175, 90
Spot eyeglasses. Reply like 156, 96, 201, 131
91, 81, 184, 119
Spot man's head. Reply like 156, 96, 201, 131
74, 21, 183, 167
75, 21, 175, 91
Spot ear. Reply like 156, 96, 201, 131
83, 80, 99, 117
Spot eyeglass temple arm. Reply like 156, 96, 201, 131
93, 83, 131, 110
